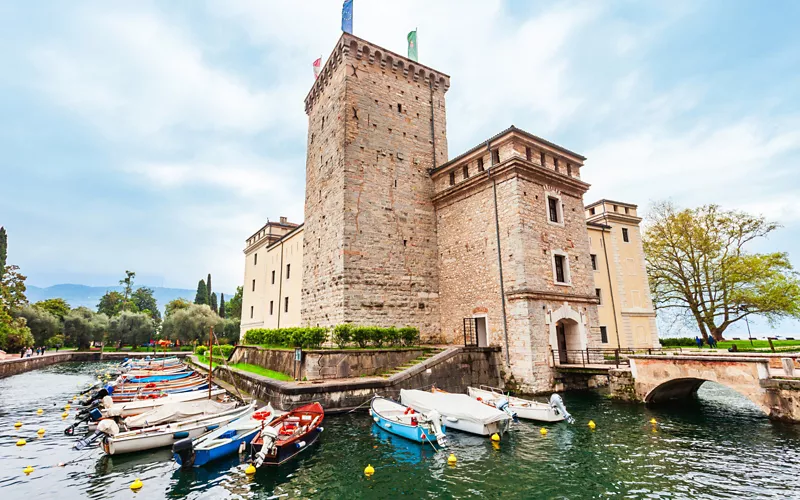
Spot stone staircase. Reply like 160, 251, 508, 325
380, 348, 444, 378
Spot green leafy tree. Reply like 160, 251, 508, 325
131, 287, 161, 324
210, 292, 218, 314
119, 270, 136, 311
226, 286, 243, 320
0, 265, 27, 310
0, 228, 32, 352
165, 298, 192, 318
108, 311, 155, 347
0, 226, 6, 280
14, 305, 60, 345
0, 313, 34, 352
97, 290, 137, 317
644, 201, 800, 341
194, 279, 208, 305
34, 298, 71, 320
219, 293, 226, 318
64, 307, 108, 349
206, 273, 213, 305
162, 304, 223, 344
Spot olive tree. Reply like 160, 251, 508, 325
108, 311, 155, 347
162, 304, 223, 344
64, 307, 109, 349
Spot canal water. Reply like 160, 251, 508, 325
1, 362, 799, 499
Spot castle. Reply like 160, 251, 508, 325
240, 33, 658, 393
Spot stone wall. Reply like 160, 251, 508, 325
229, 345, 429, 381
608, 368, 639, 402
214, 346, 502, 412
0, 352, 97, 378
762, 378, 800, 423
302, 33, 449, 339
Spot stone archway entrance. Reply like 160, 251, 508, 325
549, 304, 587, 365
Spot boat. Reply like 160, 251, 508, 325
86, 397, 235, 431
369, 396, 446, 446
75, 402, 258, 455
400, 389, 512, 437
173, 404, 273, 468
468, 386, 574, 423
250, 402, 324, 468
88, 388, 228, 420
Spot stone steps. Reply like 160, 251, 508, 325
381, 349, 443, 378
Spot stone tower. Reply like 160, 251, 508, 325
301, 33, 450, 338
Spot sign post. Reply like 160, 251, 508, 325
294, 348, 302, 380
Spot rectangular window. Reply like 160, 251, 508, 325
250, 306, 254, 319
284, 297, 289, 313
540, 151, 545, 166
613, 204, 618, 212
254, 253, 258, 265
554, 255, 566, 283
600, 326, 608, 344
491, 149, 500, 164
252, 279, 255, 292
622, 228, 629, 242
554, 158, 559, 172
271, 270, 275, 284
477, 157, 484, 171
567, 164, 572, 176
286, 264, 291, 279
269, 301, 274, 315
590, 254, 597, 270
625, 206, 630, 214
548, 196, 560, 223
449, 171, 455, 186
463, 165, 469, 179
596, 288, 602, 305
589, 207, 595, 215
525, 146, 532, 161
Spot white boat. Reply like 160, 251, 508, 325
76, 402, 264, 455
95, 388, 228, 420
468, 386, 574, 423
400, 389, 512, 437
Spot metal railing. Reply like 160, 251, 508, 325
552, 347, 683, 368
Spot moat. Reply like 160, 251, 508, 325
1, 362, 799, 499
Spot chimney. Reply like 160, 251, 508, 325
280, 216, 288, 224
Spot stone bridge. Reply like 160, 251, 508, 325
609, 353, 800, 423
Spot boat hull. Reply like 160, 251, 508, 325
251, 425, 322, 466
249, 402, 324, 467
189, 427, 260, 467
370, 397, 445, 445
467, 387, 565, 423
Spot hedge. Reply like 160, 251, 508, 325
244, 324, 421, 349
659, 337, 697, 347
195, 345, 208, 356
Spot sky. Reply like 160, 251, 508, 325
1, 1, 798, 335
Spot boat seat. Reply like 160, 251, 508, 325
196, 438, 232, 450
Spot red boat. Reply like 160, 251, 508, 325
250, 402, 324, 467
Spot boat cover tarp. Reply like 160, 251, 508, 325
400, 389, 510, 426
124, 400, 237, 428
126, 372, 193, 383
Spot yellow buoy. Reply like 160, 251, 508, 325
61, 412, 68, 419
447, 453, 457, 465
490, 433, 500, 442
245, 464, 256, 475
540, 427, 548, 436
364, 464, 375, 476
588, 420, 596, 430
14, 421, 22, 428
65, 404, 71, 409
36, 409, 43, 415
649, 418, 657, 425
130, 478, 143, 491
37, 428, 45, 436
23, 466, 34, 475
16, 439, 26, 446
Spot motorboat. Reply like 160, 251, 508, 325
369, 396, 446, 446
250, 402, 324, 467
173, 405, 273, 468
468, 386, 574, 423
400, 389, 512, 437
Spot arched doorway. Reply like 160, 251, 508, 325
555, 318, 581, 364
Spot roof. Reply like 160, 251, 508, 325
586, 221, 611, 229
585, 199, 638, 209
433, 125, 586, 174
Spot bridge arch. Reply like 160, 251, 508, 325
644, 377, 769, 415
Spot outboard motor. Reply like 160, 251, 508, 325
253, 426, 279, 468
73, 419, 118, 450
495, 398, 518, 422
549, 394, 574, 424
172, 437, 196, 468
426, 410, 447, 447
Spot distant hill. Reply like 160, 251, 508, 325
25, 284, 232, 314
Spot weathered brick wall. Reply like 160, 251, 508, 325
303, 34, 449, 339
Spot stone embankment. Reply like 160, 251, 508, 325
0, 351, 190, 378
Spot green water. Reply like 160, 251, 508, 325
1, 362, 799, 499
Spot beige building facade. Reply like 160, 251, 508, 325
240, 33, 658, 392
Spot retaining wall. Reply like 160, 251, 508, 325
0, 351, 190, 378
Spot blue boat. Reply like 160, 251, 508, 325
370, 396, 447, 446
173, 403, 273, 468
123, 371, 193, 383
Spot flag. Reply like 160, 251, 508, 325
313, 57, 322, 79
407, 29, 418, 62
341, 0, 353, 34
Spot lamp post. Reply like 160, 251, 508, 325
740, 306, 753, 346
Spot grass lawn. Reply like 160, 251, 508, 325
250, 344, 424, 351
194, 355, 293, 381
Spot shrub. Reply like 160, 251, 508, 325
385, 327, 400, 346
369, 326, 385, 347
195, 345, 208, 356
303, 327, 328, 349
242, 327, 328, 349
399, 326, 420, 346
659, 337, 696, 347
211, 344, 235, 359
351, 326, 371, 348
332, 324, 352, 348
244, 329, 266, 345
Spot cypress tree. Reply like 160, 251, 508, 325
219, 293, 226, 318
206, 273, 212, 305
0, 226, 7, 280
194, 279, 208, 305
210, 292, 218, 314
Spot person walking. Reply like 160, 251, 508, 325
708, 336, 717, 349
695, 336, 703, 349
